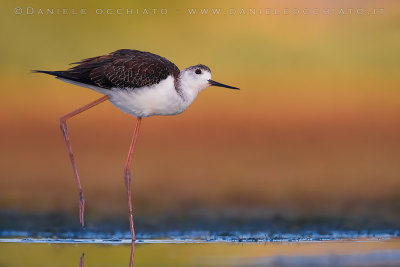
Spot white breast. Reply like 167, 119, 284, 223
108, 75, 189, 118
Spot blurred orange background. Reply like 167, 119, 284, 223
0, 0, 399, 223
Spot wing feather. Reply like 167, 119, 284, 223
58, 49, 180, 90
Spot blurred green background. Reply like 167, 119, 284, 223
0, 0, 399, 230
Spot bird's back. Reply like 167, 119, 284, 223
35, 49, 180, 90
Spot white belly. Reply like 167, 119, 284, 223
107, 76, 187, 117
59, 75, 189, 118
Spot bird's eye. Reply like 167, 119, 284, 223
195, 69, 202, 75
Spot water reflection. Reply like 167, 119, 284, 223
129, 241, 135, 267
79, 252, 84, 267
80, 241, 135, 267
0, 238, 399, 267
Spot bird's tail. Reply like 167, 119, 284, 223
32, 70, 65, 77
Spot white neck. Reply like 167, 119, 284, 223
176, 79, 199, 105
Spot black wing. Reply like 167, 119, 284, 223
34, 49, 180, 89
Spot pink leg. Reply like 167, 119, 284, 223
124, 117, 142, 240
59, 95, 110, 227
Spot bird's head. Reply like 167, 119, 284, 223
179, 64, 239, 94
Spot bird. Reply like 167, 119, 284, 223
34, 49, 239, 240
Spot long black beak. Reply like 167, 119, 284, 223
208, 80, 239, 90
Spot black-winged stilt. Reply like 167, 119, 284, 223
34, 49, 239, 240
